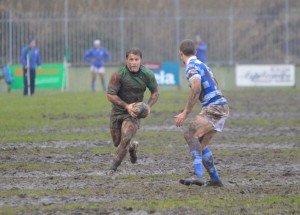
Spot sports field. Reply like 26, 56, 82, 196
0, 67, 300, 214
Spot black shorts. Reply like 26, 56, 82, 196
110, 113, 140, 129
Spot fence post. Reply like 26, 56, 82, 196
175, 0, 180, 62
229, 6, 233, 66
9, 10, 12, 65
285, 0, 290, 63
64, 0, 69, 91
119, 8, 124, 62
64, 0, 68, 56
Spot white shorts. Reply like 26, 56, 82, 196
90, 66, 105, 74
200, 104, 229, 132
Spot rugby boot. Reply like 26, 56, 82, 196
179, 176, 206, 186
204, 179, 224, 187
129, 141, 138, 164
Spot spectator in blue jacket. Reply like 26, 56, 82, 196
195, 35, 208, 63
21, 38, 41, 96
83, 39, 110, 92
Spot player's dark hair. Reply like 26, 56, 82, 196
126, 48, 142, 59
180, 39, 196, 56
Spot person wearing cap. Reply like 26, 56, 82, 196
83, 39, 110, 92
20, 38, 41, 96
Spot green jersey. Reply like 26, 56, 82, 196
107, 65, 158, 115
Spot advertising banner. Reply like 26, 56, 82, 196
9, 64, 66, 90
236, 65, 295, 87
144, 62, 180, 87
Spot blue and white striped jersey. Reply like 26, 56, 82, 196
185, 56, 227, 107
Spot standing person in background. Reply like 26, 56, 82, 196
195, 35, 208, 63
175, 39, 229, 187
83, 39, 110, 92
20, 38, 41, 96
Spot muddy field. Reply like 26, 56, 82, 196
0, 90, 300, 214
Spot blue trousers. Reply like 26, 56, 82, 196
23, 68, 36, 96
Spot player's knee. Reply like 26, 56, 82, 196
112, 140, 120, 148
184, 129, 194, 143
121, 129, 135, 145
184, 124, 197, 142
183, 129, 190, 142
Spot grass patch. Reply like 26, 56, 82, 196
0, 188, 96, 198
228, 118, 300, 127
0, 179, 299, 214
0, 130, 111, 143
1, 89, 300, 143
219, 135, 300, 144
1, 146, 114, 155
0, 163, 100, 171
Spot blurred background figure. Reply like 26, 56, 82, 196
83, 39, 110, 92
1, 65, 14, 93
195, 35, 207, 63
20, 38, 41, 96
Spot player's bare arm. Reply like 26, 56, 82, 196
147, 88, 159, 107
175, 78, 201, 127
107, 73, 137, 118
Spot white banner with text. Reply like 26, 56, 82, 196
236, 65, 295, 87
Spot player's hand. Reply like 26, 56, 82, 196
25, 65, 29, 69
175, 111, 188, 127
126, 103, 138, 118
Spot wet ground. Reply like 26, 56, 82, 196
0, 91, 300, 214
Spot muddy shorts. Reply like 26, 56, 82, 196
110, 113, 140, 129
200, 104, 229, 132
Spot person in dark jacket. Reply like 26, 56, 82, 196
20, 38, 41, 96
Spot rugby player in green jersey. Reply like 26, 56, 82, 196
107, 48, 159, 174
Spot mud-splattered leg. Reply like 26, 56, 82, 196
184, 115, 213, 151
110, 128, 121, 148
110, 119, 138, 171
201, 130, 222, 184
184, 115, 214, 177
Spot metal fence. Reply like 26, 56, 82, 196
0, 3, 300, 66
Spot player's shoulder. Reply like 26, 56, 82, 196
140, 65, 154, 77
109, 66, 126, 82
189, 59, 207, 70
186, 59, 198, 71
117, 65, 128, 75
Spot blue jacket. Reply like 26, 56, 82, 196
21, 46, 41, 70
83, 47, 110, 68
196, 42, 208, 63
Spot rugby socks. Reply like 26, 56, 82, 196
192, 148, 203, 177
202, 147, 220, 182
91, 80, 96, 92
